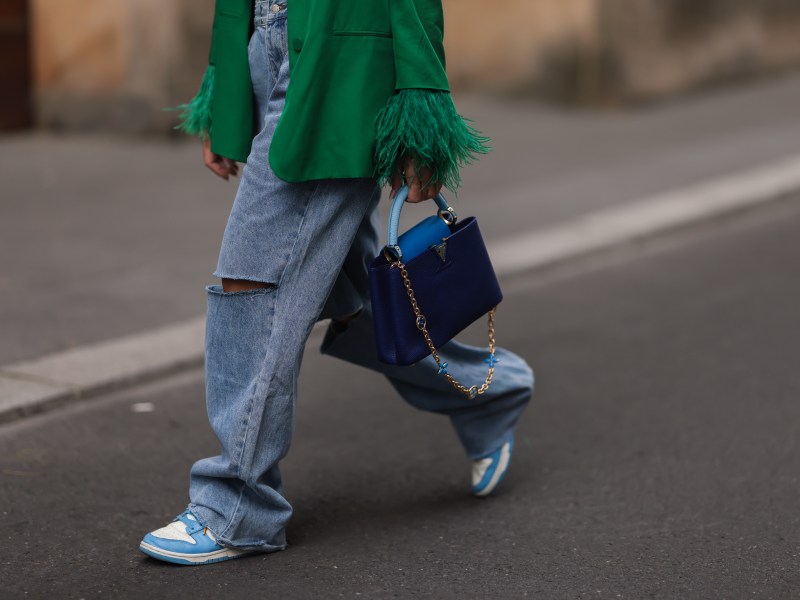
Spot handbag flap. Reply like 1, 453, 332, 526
397, 215, 451, 262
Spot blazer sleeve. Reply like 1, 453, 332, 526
390, 0, 448, 91
171, 10, 219, 140
373, 0, 490, 191
171, 0, 254, 163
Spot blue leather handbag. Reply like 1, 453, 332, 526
368, 186, 503, 398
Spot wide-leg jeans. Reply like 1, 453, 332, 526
188, 0, 534, 551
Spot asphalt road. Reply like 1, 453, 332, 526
3, 74, 800, 364
1, 197, 799, 599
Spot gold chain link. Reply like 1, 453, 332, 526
393, 259, 497, 399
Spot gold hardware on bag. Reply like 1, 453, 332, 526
393, 258, 497, 399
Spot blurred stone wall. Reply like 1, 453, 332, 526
31, 0, 213, 133
442, 0, 599, 94
594, 0, 800, 102
25, 0, 800, 132
443, 0, 800, 103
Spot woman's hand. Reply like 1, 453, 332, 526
203, 137, 239, 180
390, 154, 443, 203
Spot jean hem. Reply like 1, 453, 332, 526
469, 429, 516, 461
188, 503, 288, 553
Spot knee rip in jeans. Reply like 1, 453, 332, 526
220, 278, 276, 293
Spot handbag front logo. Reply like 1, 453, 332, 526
432, 239, 448, 263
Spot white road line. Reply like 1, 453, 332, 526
489, 153, 800, 275
2, 154, 800, 422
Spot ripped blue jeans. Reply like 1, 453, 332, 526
188, 0, 534, 551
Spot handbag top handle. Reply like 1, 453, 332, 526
385, 185, 459, 260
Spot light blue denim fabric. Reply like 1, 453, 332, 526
188, 0, 534, 552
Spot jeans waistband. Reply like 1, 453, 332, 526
254, 0, 287, 27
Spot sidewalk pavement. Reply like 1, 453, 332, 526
2, 73, 800, 420
2, 194, 799, 598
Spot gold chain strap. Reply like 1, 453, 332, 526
393, 259, 497, 399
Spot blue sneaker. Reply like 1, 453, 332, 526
139, 509, 255, 566
471, 436, 514, 497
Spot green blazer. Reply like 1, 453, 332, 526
179, 0, 487, 188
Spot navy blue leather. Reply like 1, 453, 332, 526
369, 216, 503, 365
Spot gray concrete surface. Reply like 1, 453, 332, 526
0, 319, 206, 423
2, 74, 800, 365
1, 195, 798, 598
4, 155, 798, 425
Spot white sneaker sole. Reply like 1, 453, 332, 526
139, 541, 254, 566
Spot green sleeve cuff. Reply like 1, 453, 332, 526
373, 89, 491, 192
172, 65, 215, 139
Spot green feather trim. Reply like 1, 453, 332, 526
374, 89, 491, 192
170, 65, 215, 139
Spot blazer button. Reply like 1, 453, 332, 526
292, 38, 304, 53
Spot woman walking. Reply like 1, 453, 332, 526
139, 0, 534, 566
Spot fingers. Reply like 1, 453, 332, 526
222, 157, 239, 178
403, 156, 423, 203
203, 140, 229, 180
202, 138, 226, 179
428, 180, 444, 199
400, 156, 442, 203
202, 138, 238, 180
